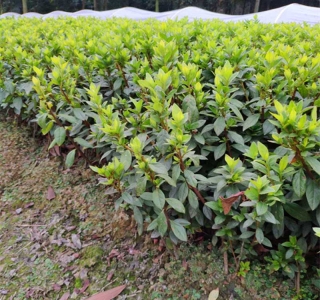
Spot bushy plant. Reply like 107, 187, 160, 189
0, 17, 319, 289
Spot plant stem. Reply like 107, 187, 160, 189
224, 128, 232, 156
116, 63, 129, 88
295, 269, 300, 294
223, 250, 229, 275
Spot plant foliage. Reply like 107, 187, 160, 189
0, 17, 319, 281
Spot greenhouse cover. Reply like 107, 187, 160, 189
0, 4, 319, 24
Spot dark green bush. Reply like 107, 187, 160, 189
0, 17, 319, 285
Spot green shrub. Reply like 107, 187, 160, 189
0, 17, 319, 285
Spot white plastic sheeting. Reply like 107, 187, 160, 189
1, 4, 320, 24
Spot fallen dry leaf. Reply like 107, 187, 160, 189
53, 283, 61, 292
46, 186, 56, 200
107, 270, 114, 281
80, 279, 90, 293
24, 202, 34, 208
71, 234, 82, 249
60, 292, 70, 300
86, 285, 126, 300
208, 288, 219, 300
182, 259, 188, 270
15, 208, 23, 215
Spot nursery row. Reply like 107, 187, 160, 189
0, 17, 320, 281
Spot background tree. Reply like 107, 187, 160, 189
0, 0, 319, 14
254, 0, 260, 12
21, 0, 27, 13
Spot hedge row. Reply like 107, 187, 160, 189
0, 17, 320, 280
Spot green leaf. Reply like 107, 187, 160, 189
140, 192, 153, 201
271, 203, 284, 239
306, 179, 320, 210
12, 97, 23, 114
257, 142, 269, 160
182, 95, 199, 123
73, 108, 87, 120
279, 155, 288, 173
239, 231, 254, 239
152, 189, 165, 210
158, 211, 168, 236
166, 198, 185, 213
292, 169, 306, 198
214, 143, 226, 160
113, 78, 122, 90
59, 114, 77, 124
41, 121, 54, 135
74, 137, 93, 149
147, 218, 158, 231
194, 134, 205, 145
184, 169, 197, 187
133, 206, 143, 225
65, 149, 76, 168
54, 127, 66, 146
256, 228, 264, 244
157, 174, 176, 187
262, 237, 272, 248
263, 211, 278, 224
188, 189, 198, 209
285, 249, 294, 259
284, 203, 311, 221
256, 202, 268, 216
305, 156, 320, 176
177, 182, 188, 201
228, 131, 244, 145
243, 114, 260, 131
149, 162, 168, 175
120, 150, 132, 171
170, 220, 187, 242
213, 117, 225, 136
156, 129, 170, 155
172, 164, 181, 182
122, 192, 142, 207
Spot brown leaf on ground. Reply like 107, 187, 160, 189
15, 208, 23, 215
46, 186, 56, 200
53, 284, 61, 292
86, 285, 126, 300
80, 279, 90, 293
107, 270, 114, 281
49, 145, 61, 157
71, 234, 82, 249
182, 259, 188, 270
60, 292, 70, 300
208, 288, 219, 300
24, 202, 34, 208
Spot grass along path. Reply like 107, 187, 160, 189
0, 115, 317, 300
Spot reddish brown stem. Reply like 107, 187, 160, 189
116, 63, 129, 88
294, 145, 314, 180
60, 87, 72, 105
188, 184, 206, 205
224, 128, 232, 157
